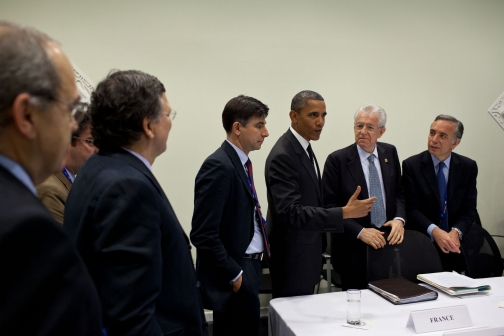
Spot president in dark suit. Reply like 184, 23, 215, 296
64, 70, 207, 335
265, 90, 375, 298
322, 104, 405, 290
402, 115, 477, 271
191, 95, 269, 336
0, 21, 102, 335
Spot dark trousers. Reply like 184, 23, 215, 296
435, 243, 466, 273
213, 258, 262, 336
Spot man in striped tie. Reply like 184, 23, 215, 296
402, 115, 478, 271
191, 95, 270, 336
322, 104, 406, 290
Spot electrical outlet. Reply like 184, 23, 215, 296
488, 91, 504, 130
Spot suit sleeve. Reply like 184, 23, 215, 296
453, 160, 478, 236
190, 158, 241, 283
321, 154, 363, 238
402, 159, 433, 233
93, 178, 164, 336
267, 152, 343, 232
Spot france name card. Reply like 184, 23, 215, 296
406, 305, 472, 333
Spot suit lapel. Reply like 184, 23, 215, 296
55, 170, 72, 191
447, 153, 460, 207
420, 151, 440, 203
221, 141, 253, 200
377, 144, 390, 200
347, 144, 368, 198
285, 130, 321, 201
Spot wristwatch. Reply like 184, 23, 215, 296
451, 227, 463, 240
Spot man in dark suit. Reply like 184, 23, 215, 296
191, 95, 269, 336
0, 21, 102, 335
322, 104, 405, 290
402, 115, 477, 271
265, 90, 375, 298
37, 111, 98, 225
64, 70, 207, 335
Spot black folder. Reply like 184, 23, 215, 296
368, 278, 438, 305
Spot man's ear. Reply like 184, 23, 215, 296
378, 126, 386, 138
289, 110, 298, 124
9, 93, 38, 140
142, 117, 155, 139
451, 138, 461, 150
232, 121, 241, 136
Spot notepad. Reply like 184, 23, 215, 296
417, 272, 491, 295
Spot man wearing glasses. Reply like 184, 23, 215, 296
64, 70, 207, 335
0, 21, 102, 334
322, 104, 405, 290
37, 108, 98, 224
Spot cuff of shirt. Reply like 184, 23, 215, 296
393, 217, 405, 225
427, 224, 437, 238
357, 228, 364, 239
230, 270, 243, 284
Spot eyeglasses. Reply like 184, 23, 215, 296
163, 110, 177, 120
73, 136, 94, 147
29, 95, 88, 123
54, 98, 88, 123
355, 123, 381, 133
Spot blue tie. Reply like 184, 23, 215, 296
368, 154, 386, 227
437, 161, 448, 231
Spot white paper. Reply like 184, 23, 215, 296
418, 272, 487, 288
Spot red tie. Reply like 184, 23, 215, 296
245, 160, 270, 258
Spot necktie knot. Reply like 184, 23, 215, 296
367, 154, 375, 163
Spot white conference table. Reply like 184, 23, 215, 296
269, 277, 504, 336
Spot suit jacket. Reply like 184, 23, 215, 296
0, 166, 102, 335
36, 170, 72, 225
322, 142, 405, 289
64, 149, 206, 336
190, 141, 256, 311
265, 129, 343, 298
402, 150, 478, 237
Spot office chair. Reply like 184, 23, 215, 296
367, 230, 443, 283
461, 223, 503, 278
490, 235, 504, 270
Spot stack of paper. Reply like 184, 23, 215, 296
368, 278, 438, 305
417, 272, 491, 295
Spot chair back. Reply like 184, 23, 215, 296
461, 223, 503, 278
367, 230, 443, 283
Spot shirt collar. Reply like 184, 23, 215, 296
0, 154, 37, 195
122, 148, 152, 171
226, 140, 249, 167
356, 144, 378, 164
431, 153, 451, 169
289, 126, 310, 151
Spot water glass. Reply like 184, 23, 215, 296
346, 289, 361, 325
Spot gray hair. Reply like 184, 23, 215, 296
0, 21, 60, 129
291, 90, 324, 112
354, 104, 387, 128
434, 114, 464, 140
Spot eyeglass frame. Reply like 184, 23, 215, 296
28, 94, 88, 123
162, 110, 177, 120
72, 136, 94, 146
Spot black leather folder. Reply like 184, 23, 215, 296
368, 278, 438, 305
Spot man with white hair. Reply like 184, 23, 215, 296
0, 21, 102, 334
322, 104, 405, 290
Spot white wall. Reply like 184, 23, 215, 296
2, 0, 504, 254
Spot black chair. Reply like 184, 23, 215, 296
259, 256, 273, 294
367, 229, 443, 283
490, 235, 504, 270
461, 223, 503, 278
316, 233, 342, 293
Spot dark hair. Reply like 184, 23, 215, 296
0, 21, 60, 129
434, 114, 464, 140
291, 90, 324, 113
90, 70, 166, 150
71, 103, 91, 146
222, 95, 269, 133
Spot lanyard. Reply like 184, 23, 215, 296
61, 168, 73, 184
245, 172, 267, 227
